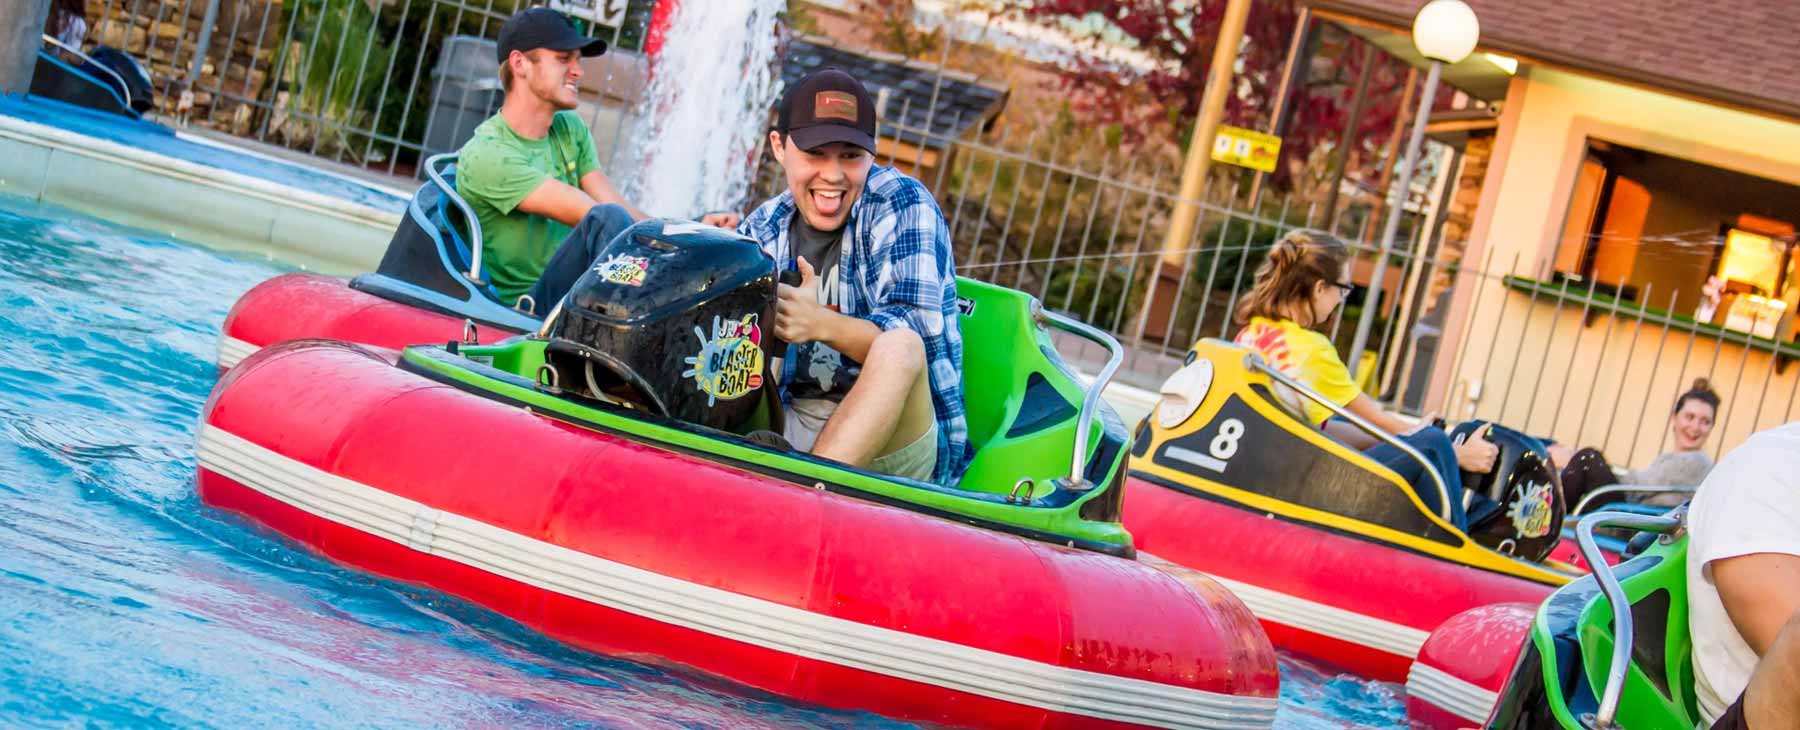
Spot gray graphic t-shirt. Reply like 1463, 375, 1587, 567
785, 216, 857, 402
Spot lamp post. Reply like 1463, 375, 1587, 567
1344, 0, 1479, 384
1133, 0, 1254, 344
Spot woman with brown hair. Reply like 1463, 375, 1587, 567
1231, 230, 1499, 529
1551, 378, 1722, 508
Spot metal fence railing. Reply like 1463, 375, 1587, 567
751, 110, 1800, 472
83, 0, 654, 177
73, 1, 1799, 472
748, 106, 1436, 381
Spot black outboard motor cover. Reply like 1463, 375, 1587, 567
1452, 421, 1565, 562
546, 220, 778, 432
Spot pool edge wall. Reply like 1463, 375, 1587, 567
0, 114, 400, 275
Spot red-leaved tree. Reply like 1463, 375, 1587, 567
998, 0, 1418, 192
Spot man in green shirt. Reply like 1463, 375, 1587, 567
459, 9, 726, 314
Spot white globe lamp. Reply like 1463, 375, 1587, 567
1412, 0, 1480, 64
1345, 0, 1483, 367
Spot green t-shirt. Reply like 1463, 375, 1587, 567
455, 110, 599, 303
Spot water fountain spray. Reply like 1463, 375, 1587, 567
620, 0, 785, 219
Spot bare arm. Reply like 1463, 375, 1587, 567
1714, 553, 1800, 656
1335, 395, 1497, 473
578, 170, 646, 220
1321, 394, 1405, 450
1322, 418, 1379, 450
821, 314, 882, 363
1345, 393, 1416, 435
514, 177, 602, 228
1745, 609, 1800, 727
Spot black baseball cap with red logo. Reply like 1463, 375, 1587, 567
776, 68, 877, 154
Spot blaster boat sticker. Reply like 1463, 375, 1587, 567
683, 314, 765, 405
594, 254, 650, 287
1507, 480, 1556, 539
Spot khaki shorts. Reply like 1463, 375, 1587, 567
869, 421, 939, 481
786, 398, 939, 481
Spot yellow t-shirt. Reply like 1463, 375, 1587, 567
1233, 316, 1360, 427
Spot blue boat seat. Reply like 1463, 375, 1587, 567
349, 155, 540, 332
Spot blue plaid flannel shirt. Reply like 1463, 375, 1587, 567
738, 165, 970, 485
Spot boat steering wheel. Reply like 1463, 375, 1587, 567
1451, 421, 1567, 562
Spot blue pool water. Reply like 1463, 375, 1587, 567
0, 196, 1411, 729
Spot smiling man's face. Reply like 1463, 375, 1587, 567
517, 48, 582, 110
769, 133, 873, 232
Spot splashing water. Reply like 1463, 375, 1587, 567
619, 0, 785, 218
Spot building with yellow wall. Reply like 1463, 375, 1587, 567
1309, 0, 1800, 468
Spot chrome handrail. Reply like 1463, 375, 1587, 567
1575, 511, 1683, 730
423, 152, 485, 283
1246, 352, 1454, 523
1573, 484, 1696, 516
1037, 306, 1123, 489
40, 35, 133, 111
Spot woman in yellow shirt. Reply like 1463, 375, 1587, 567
1231, 231, 1498, 529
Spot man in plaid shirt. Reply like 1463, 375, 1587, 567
735, 68, 968, 485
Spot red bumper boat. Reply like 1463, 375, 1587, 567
202, 204, 1283, 728
1123, 340, 1589, 727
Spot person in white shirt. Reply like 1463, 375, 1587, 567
1686, 421, 1800, 725
1705, 609, 1800, 730
50, 0, 88, 51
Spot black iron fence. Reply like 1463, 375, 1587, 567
77, 0, 1800, 468
83, 0, 655, 175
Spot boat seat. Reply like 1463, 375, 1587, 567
1137, 339, 1469, 546
429, 173, 492, 295
953, 279, 1126, 509
352, 156, 539, 332
31, 48, 136, 118
1575, 537, 1698, 728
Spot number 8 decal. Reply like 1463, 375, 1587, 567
1210, 418, 1244, 460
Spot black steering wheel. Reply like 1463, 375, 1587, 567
1448, 421, 1566, 562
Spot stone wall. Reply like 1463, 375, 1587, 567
89, 0, 283, 131
1427, 132, 1492, 302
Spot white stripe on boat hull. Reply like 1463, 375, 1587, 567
215, 336, 257, 370
1206, 575, 1430, 659
195, 424, 1278, 730
1406, 661, 1499, 723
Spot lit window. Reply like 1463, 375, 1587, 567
1717, 228, 1784, 296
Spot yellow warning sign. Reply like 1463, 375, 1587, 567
1211, 125, 1282, 173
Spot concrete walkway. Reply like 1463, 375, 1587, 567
1048, 329, 1186, 427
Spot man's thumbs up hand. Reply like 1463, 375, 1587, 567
776, 256, 828, 345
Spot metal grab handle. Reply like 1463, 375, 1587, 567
40, 35, 134, 110
1575, 511, 1682, 730
1037, 307, 1123, 489
1573, 484, 1696, 516
536, 298, 566, 339
1246, 353, 1454, 523
424, 153, 485, 283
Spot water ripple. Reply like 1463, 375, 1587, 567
0, 195, 1408, 728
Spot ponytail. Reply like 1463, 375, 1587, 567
1234, 230, 1351, 327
